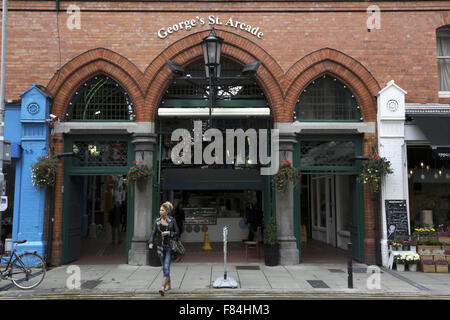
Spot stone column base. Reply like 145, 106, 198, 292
128, 240, 149, 265
279, 238, 299, 265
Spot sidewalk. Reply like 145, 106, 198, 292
0, 262, 449, 299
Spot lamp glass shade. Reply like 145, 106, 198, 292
202, 28, 223, 78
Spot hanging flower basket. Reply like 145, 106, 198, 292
31, 156, 58, 188
356, 155, 393, 191
125, 161, 154, 189
273, 160, 299, 193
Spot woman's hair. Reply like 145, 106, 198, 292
161, 201, 174, 215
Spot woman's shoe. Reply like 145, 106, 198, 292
165, 277, 171, 291
159, 277, 167, 296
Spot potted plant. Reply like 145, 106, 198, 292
435, 260, 448, 273
126, 161, 154, 190
405, 253, 420, 271
391, 242, 403, 251
394, 255, 406, 271
408, 240, 417, 252
263, 215, 279, 266
31, 156, 58, 188
356, 154, 393, 191
421, 259, 435, 273
273, 160, 299, 193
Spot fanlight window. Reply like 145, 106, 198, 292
66, 75, 135, 121
294, 76, 361, 121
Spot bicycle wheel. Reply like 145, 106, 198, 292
11, 253, 46, 289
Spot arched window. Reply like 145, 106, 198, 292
66, 75, 135, 121
437, 27, 450, 94
294, 75, 361, 121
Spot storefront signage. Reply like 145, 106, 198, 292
385, 200, 409, 239
157, 15, 264, 40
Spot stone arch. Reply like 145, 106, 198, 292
283, 48, 380, 122
47, 48, 145, 121
143, 28, 284, 122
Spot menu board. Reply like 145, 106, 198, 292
385, 200, 409, 239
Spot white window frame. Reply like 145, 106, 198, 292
437, 31, 450, 95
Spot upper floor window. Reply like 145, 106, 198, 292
294, 75, 361, 121
437, 27, 450, 96
66, 75, 135, 121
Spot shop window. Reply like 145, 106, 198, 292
66, 75, 135, 121
294, 75, 361, 121
437, 27, 450, 96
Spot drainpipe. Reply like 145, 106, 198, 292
0, 0, 7, 248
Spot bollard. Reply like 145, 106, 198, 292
348, 242, 353, 289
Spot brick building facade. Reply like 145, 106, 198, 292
3, 1, 450, 267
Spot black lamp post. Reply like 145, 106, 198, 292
166, 27, 261, 128
202, 27, 223, 79
202, 28, 223, 128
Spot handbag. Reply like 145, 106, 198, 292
170, 238, 186, 262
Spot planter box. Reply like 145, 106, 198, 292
433, 255, 446, 261
418, 245, 440, 255
421, 264, 435, 273
435, 265, 448, 273
438, 236, 450, 243
264, 244, 279, 267
432, 248, 445, 255
420, 254, 433, 261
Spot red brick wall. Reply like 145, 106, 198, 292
3, 1, 450, 112
5, 1, 450, 265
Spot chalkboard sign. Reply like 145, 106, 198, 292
385, 200, 409, 240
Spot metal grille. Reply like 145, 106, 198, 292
295, 76, 361, 121
300, 141, 355, 167
71, 141, 128, 166
165, 60, 265, 99
67, 75, 135, 121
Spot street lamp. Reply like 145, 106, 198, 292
165, 27, 261, 128
202, 27, 223, 79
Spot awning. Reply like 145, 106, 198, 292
412, 114, 450, 157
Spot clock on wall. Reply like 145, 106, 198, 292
27, 103, 40, 115
386, 99, 399, 112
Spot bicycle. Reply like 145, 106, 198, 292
0, 240, 46, 290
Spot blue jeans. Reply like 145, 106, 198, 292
160, 247, 171, 277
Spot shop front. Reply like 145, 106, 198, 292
155, 59, 271, 251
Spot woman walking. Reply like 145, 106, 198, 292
148, 201, 179, 296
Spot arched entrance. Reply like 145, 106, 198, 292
61, 75, 136, 264
293, 75, 367, 263
156, 59, 272, 262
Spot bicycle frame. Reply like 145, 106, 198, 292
0, 242, 31, 279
